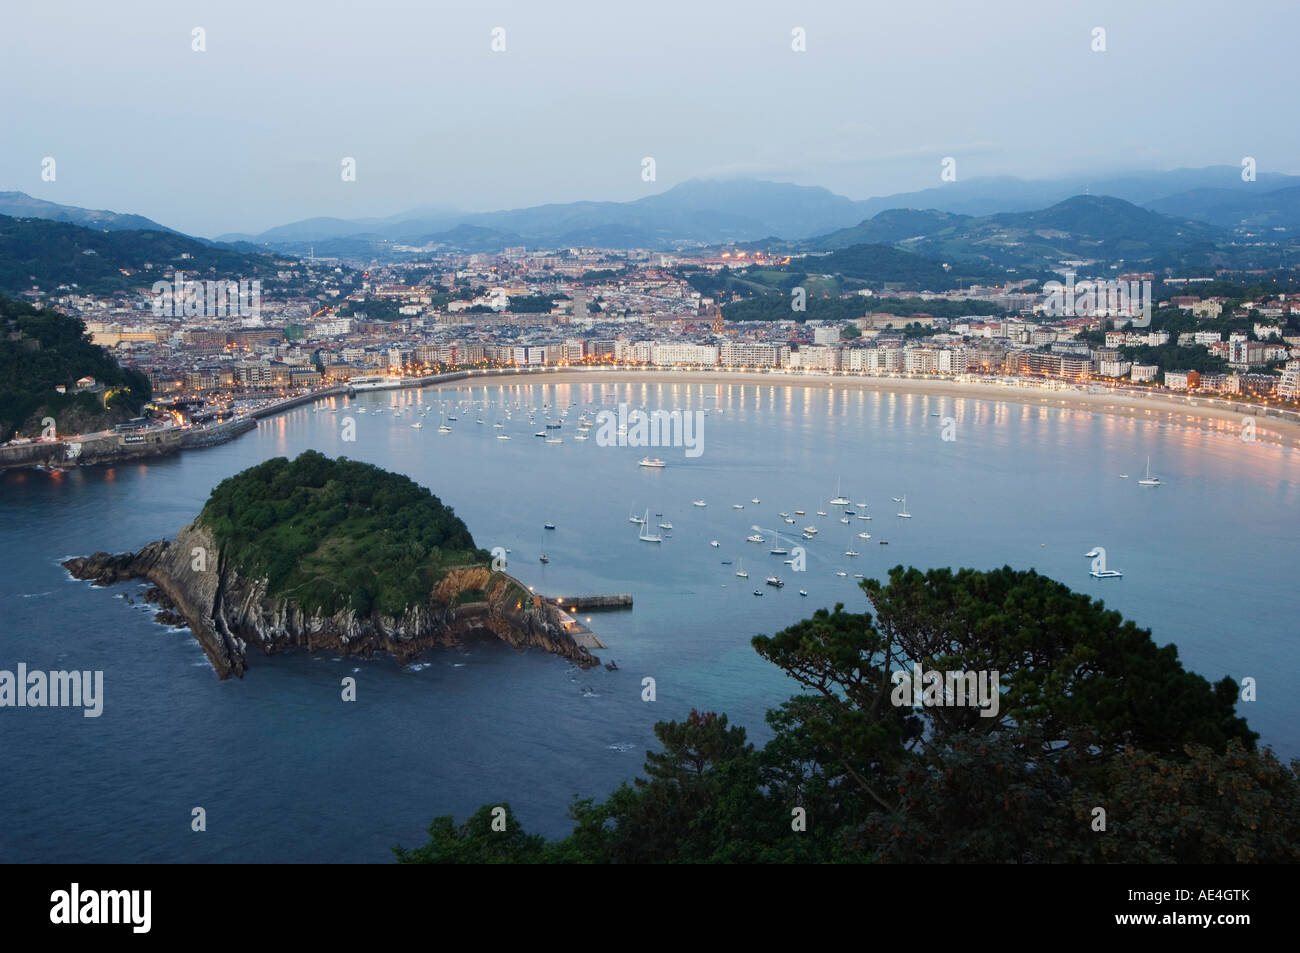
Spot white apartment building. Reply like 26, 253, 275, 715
719, 342, 781, 367
651, 342, 720, 366
1280, 360, 1300, 399
616, 340, 653, 363
314, 318, 352, 336
938, 345, 968, 374
1131, 363, 1159, 383
794, 345, 840, 371
903, 347, 939, 374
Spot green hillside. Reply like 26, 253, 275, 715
0, 295, 150, 439
198, 451, 490, 617
0, 214, 279, 296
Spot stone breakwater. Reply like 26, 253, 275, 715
63, 522, 599, 678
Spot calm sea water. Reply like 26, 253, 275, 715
2, 379, 1297, 862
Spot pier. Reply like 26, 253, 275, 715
557, 608, 606, 650
548, 594, 633, 611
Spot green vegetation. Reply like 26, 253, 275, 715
506, 294, 555, 313
580, 268, 626, 282
1120, 343, 1230, 375
198, 451, 488, 617
868, 297, 1004, 319
723, 292, 1004, 324
0, 295, 150, 439
0, 214, 277, 297
335, 298, 407, 322
723, 292, 861, 323
810, 243, 1003, 290
396, 566, 1297, 863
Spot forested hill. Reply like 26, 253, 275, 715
198, 451, 490, 617
0, 295, 150, 439
0, 214, 280, 297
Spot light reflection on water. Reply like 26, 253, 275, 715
0, 379, 1295, 862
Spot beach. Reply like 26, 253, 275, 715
427, 368, 1300, 452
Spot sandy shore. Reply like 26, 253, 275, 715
428, 368, 1300, 451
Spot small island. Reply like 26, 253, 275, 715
64, 450, 598, 676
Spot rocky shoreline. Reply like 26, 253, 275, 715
63, 521, 599, 677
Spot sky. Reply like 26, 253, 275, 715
1, 0, 1296, 237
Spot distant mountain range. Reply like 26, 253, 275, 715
804, 195, 1235, 272
205, 166, 1300, 255
7, 167, 1299, 255
2, 166, 1298, 279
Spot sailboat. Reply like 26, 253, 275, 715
638, 510, 662, 543
735, 559, 748, 579
1137, 456, 1161, 486
896, 496, 912, 518
829, 477, 850, 507
769, 530, 788, 556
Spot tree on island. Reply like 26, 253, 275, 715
395, 566, 1298, 863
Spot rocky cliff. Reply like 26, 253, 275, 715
64, 521, 599, 678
